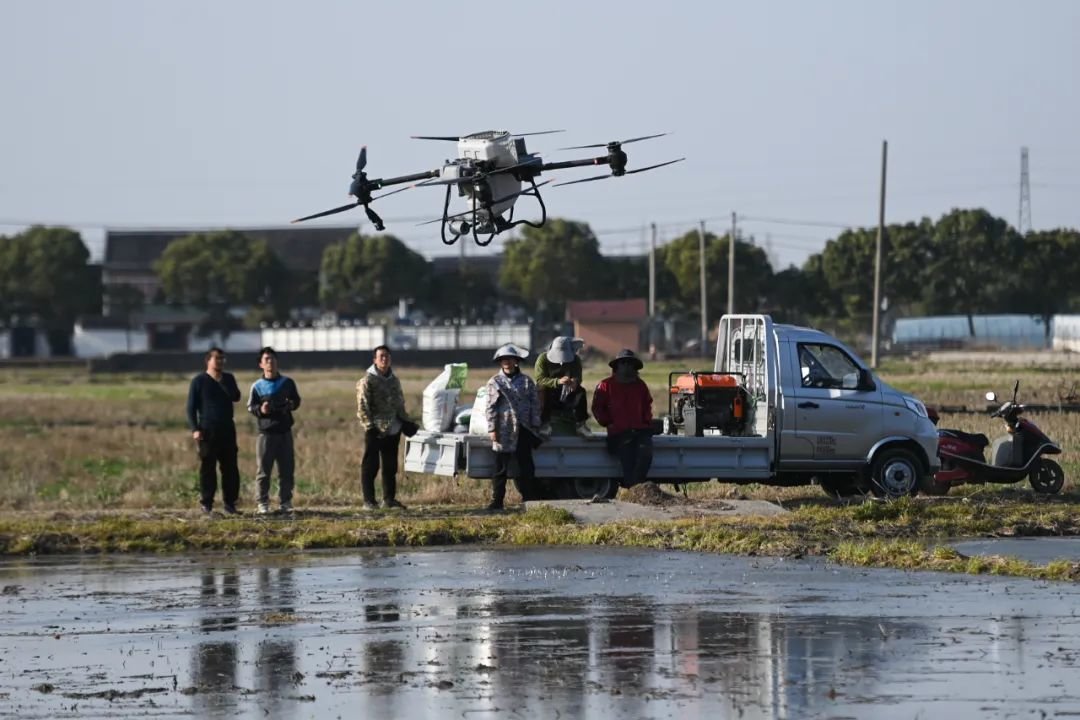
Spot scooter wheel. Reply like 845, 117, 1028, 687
1029, 459, 1065, 494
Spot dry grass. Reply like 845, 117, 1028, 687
1, 359, 1078, 511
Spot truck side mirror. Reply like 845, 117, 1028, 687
842, 369, 875, 391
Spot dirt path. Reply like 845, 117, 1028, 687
528, 482, 789, 524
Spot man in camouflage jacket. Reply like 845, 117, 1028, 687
356, 345, 416, 509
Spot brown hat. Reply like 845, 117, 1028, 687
608, 349, 644, 370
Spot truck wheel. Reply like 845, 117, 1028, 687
870, 448, 921, 499
1030, 459, 1064, 494
571, 477, 616, 500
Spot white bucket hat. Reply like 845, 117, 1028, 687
547, 336, 584, 364
493, 343, 530, 361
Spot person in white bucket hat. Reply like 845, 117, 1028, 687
535, 336, 590, 436
484, 343, 541, 511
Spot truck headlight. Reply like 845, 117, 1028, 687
904, 397, 928, 418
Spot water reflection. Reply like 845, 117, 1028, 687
192, 567, 240, 716
8, 550, 1077, 719
255, 567, 298, 717
461, 597, 922, 719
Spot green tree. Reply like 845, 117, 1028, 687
817, 219, 933, 322
425, 264, 500, 321
599, 254, 650, 301
498, 219, 606, 320
1013, 229, 1080, 342
0, 226, 99, 354
764, 266, 825, 326
923, 208, 1021, 335
319, 233, 430, 317
659, 231, 773, 320
155, 230, 288, 338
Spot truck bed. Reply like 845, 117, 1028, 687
404, 430, 774, 482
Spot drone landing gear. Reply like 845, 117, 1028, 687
438, 178, 548, 247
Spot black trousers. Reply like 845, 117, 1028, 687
492, 442, 537, 505
361, 430, 400, 503
197, 425, 240, 508
606, 429, 654, 488
540, 387, 589, 423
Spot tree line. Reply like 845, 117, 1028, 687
3, 207, 1079, 353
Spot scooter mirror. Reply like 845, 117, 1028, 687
985, 391, 997, 402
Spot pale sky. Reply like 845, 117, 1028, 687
2, 0, 1078, 269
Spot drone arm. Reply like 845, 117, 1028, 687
370, 169, 441, 190
540, 156, 610, 172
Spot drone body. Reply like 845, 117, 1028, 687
443, 131, 530, 230
293, 130, 682, 247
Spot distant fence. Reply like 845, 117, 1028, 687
67, 322, 535, 358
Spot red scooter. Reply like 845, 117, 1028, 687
925, 381, 1065, 495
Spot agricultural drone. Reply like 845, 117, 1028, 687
292, 131, 683, 246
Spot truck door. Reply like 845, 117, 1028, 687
789, 342, 882, 462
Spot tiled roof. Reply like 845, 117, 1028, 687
566, 299, 648, 322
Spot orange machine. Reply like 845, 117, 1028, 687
668, 371, 749, 436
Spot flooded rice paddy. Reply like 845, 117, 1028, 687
2, 546, 1079, 719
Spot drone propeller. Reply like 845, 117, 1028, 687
417, 180, 553, 226
412, 130, 564, 142
290, 180, 422, 224
356, 146, 367, 172
552, 157, 685, 187
558, 133, 668, 151
292, 202, 360, 224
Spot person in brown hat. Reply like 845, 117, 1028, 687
591, 349, 653, 488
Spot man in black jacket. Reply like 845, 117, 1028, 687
247, 346, 302, 515
186, 346, 242, 515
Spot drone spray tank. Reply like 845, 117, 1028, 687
454, 132, 522, 220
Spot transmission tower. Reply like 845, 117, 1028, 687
1018, 146, 1032, 234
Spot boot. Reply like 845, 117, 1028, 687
488, 477, 506, 512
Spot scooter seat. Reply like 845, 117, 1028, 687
941, 429, 990, 449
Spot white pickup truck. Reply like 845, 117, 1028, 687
404, 314, 939, 499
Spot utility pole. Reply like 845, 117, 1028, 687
699, 220, 708, 356
648, 223, 656, 317
648, 223, 657, 358
728, 212, 736, 317
871, 139, 888, 369
1018, 146, 1032, 234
